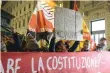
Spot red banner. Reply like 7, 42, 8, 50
1, 52, 110, 73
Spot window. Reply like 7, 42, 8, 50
20, 1, 22, 4
91, 19, 105, 45
13, 5, 15, 10
29, 4, 31, 8
10, 8, 12, 13
34, 2, 36, 8
24, 7, 25, 11
16, 12, 18, 16
28, 12, 31, 22
23, 19, 25, 27
20, 10, 21, 14
17, 2, 18, 7
28, 16, 30, 22
92, 19, 105, 31
15, 23, 17, 29
19, 22, 21, 28
57, 1, 63, 7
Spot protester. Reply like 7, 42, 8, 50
55, 40, 68, 52
39, 45, 49, 52
65, 40, 70, 50
12, 30, 21, 51
96, 37, 107, 51
20, 39, 27, 52
1, 36, 7, 52
81, 40, 89, 52
25, 34, 39, 52
6, 35, 17, 52
48, 35, 56, 52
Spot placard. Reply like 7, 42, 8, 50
55, 7, 83, 41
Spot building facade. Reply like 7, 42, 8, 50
2, 1, 37, 34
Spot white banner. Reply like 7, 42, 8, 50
55, 7, 83, 41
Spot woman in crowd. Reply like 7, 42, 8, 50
81, 40, 89, 52
55, 40, 68, 52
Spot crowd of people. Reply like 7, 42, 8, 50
1, 30, 110, 52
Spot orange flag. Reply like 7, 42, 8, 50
28, 1, 55, 33
73, 1, 96, 51
83, 21, 96, 51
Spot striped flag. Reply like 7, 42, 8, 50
28, 0, 55, 33
73, 1, 96, 51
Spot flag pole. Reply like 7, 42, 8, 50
74, 1, 77, 40
35, 3, 37, 41
37, 1, 45, 48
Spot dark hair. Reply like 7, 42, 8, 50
65, 42, 69, 49
100, 38, 106, 41
108, 49, 110, 51
55, 41, 63, 49
84, 40, 89, 44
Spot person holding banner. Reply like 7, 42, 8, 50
81, 40, 89, 52
25, 34, 39, 52
55, 40, 68, 52
96, 37, 107, 51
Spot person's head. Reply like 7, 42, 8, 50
27, 34, 34, 40
99, 38, 106, 47
108, 49, 110, 51
65, 40, 70, 50
55, 40, 67, 52
83, 40, 89, 49
7, 35, 15, 44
